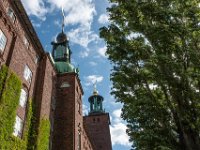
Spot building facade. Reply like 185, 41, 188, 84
0, 0, 112, 150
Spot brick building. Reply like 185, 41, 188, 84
0, 0, 112, 150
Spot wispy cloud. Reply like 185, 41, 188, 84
79, 48, 90, 58
49, 0, 98, 49
67, 28, 99, 48
82, 104, 89, 115
89, 61, 97, 66
47, 0, 96, 27
21, 0, 47, 21
97, 46, 107, 58
84, 75, 104, 86
98, 13, 109, 24
22, 0, 98, 50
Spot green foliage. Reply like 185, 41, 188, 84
27, 103, 38, 150
100, 0, 200, 150
0, 65, 8, 97
9, 136, 26, 150
8, 100, 33, 150
37, 119, 50, 150
0, 68, 22, 149
0, 66, 34, 149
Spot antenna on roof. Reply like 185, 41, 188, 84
61, 6, 65, 33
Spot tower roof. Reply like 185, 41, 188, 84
88, 84, 105, 115
56, 32, 68, 43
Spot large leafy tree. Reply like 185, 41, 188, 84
100, 0, 200, 150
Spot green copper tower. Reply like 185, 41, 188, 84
51, 10, 77, 73
88, 84, 105, 115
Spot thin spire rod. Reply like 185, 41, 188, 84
93, 81, 98, 95
61, 6, 65, 33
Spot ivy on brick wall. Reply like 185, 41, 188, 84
0, 65, 51, 149
37, 119, 50, 150
8, 99, 33, 150
0, 65, 8, 97
0, 66, 22, 149
0, 66, 33, 149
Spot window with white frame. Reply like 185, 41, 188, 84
13, 116, 23, 137
7, 8, 16, 23
23, 65, 32, 84
0, 30, 7, 52
19, 89, 28, 107
23, 36, 29, 49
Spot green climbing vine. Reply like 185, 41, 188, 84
0, 66, 34, 149
0, 65, 51, 149
37, 119, 50, 150
0, 65, 8, 97
9, 99, 33, 150
0, 65, 22, 149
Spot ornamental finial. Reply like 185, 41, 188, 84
93, 81, 98, 95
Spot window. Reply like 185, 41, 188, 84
13, 116, 23, 137
35, 55, 39, 64
23, 37, 29, 49
0, 30, 7, 52
19, 89, 27, 107
55, 45, 65, 59
78, 129, 81, 150
23, 65, 32, 84
7, 8, 16, 23
78, 102, 81, 114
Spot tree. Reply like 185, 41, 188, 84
100, 0, 200, 149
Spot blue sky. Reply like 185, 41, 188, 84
21, 0, 132, 149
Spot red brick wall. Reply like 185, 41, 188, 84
84, 113, 112, 150
82, 128, 94, 150
52, 73, 89, 150
0, 0, 46, 135
39, 54, 56, 119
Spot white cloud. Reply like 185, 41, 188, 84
98, 14, 109, 24
79, 48, 90, 58
49, 0, 98, 49
84, 75, 104, 86
83, 104, 89, 115
21, 0, 47, 21
47, 0, 96, 27
110, 122, 131, 146
89, 61, 97, 66
98, 46, 107, 57
22, 0, 98, 49
67, 28, 99, 48
112, 109, 122, 123
110, 109, 132, 146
